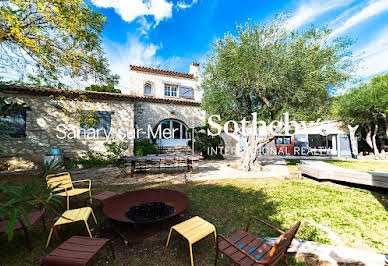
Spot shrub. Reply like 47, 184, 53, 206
65, 150, 116, 169
104, 140, 128, 159
188, 125, 224, 160
85, 84, 121, 93
135, 140, 158, 156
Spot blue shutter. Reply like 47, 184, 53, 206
179, 86, 194, 99
79, 111, 114, 138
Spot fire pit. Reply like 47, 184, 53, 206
103, 189, 189, 224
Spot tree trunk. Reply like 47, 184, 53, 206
382, 113, 388, 138
372, 124, 380, 157
365, 124, 373, 151
240, 135, 273, 171
347, 125, 359, 159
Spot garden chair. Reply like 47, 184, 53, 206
215, 217, 301, 266
46, 172, 92, 210
46, 206, 97, 247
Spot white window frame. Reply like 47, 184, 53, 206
164, 84, 178, 97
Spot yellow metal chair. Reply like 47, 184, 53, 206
46, 207, 97, 247
46, 172, 92, 210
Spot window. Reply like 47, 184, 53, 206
164, 84, 177, 97
283, 136, 291, 145
144, 83, 152, 95
156, 119, 189, 139
80, 111, 114, 138
0, 109, 28, 138
179, 86, 194, 99
275, 136, 292, 145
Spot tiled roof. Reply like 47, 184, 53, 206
0, 85, 201, 106
129, 65, 194, 79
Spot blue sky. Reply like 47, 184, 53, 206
90, 0, 388, 91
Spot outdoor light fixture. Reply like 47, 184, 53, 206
135, 103, 143, 114
170, 109, 176, 115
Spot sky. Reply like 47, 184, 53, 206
89, 0, 388, 92
3, 0, 387, 91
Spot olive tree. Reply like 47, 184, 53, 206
201, 15, 353, 170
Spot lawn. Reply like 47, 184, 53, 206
324, 160, 388, 172
0, 178, 387, 265
286, 159, 388, 173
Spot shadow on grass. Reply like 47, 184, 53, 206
0, 181, 311, 266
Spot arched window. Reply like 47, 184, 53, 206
156, 119, 189, 139
144, 82, 152, 95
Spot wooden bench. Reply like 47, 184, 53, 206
0, 210, 45, 250
91, 191, 118, 203
42, 236, 113, 266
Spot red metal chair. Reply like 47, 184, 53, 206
215, 217, 301, 265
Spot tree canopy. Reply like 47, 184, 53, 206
0, 0, 118, 87
201, 15, 353, 123
331, 73, 388, 155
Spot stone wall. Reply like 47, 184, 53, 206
0, 93, 135, 167
134, 101, 206, 139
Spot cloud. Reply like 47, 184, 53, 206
103, 35, 188, 92
177, 0, 198, 9
103, 35, 159, 92
356, 26, 388, 77
92, 0, 173, 24
286, 0, 353, 30
330, 0, 388, 38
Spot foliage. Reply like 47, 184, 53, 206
85, 84, 121, 94
0, 0, 119, 86
104, 140, 128, 159
65, 141, 129, 169
201, 14, 354, 123
188, 125, 224, 159
331, 73, 388, 154
65, 150, 115, 169
331, 76, 387, 126
0, 159, 61, 241
134, 140, 158, 156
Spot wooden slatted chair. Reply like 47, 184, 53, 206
215, 217, 301, 266
46, 172, 92, 210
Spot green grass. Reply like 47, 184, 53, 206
0, 178, 387, 265
285, 159, 388, 173
324, 160, 388, 172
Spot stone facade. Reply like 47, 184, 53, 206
0, 92, 135, 166
134, 101, 205, 139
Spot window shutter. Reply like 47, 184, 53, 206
0, 110, 27, 138
179, 86, 194, 99
79, 111, 114, 138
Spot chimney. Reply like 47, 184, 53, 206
189, 62, 199, 78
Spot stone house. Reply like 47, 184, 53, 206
0, 63, 206, 168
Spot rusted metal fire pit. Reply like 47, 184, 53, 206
103, 189, 189, 224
